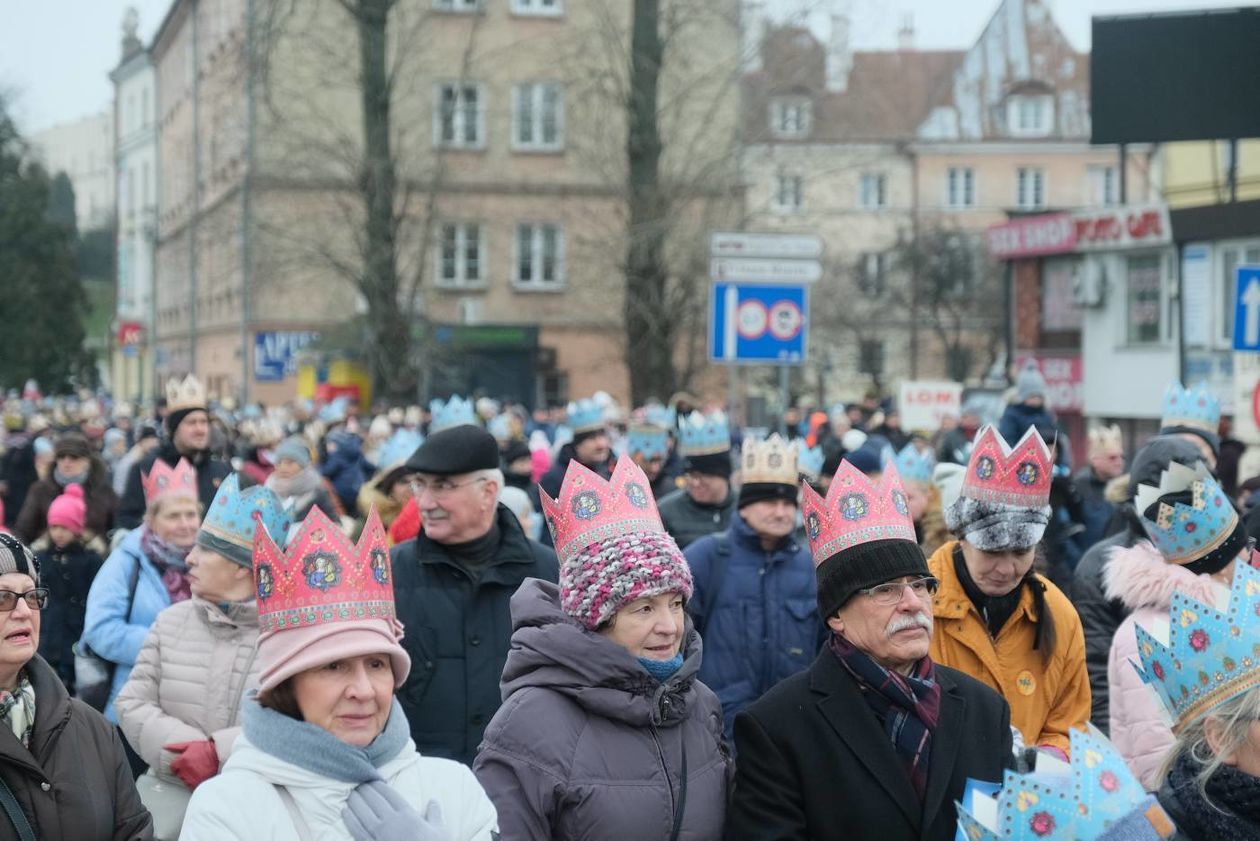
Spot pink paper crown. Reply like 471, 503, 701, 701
961, 425, 1053, 508
800, 461, 917, 567
141, 458, 198, 507
541, 457, 665, 565
252, 506, 395, 635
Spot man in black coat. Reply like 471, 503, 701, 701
725, 470, 1013, 841
391, 424, 557, 765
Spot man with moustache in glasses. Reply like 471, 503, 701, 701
725, 461, 1013, 841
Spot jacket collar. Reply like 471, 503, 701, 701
931, 541, 1039, 624
193, 596, 260, 629
417, 504, 543, 584
730, 510, 801, 556
0, 656, 73, 776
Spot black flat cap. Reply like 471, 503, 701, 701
406, 425, 500, 475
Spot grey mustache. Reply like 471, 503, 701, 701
886, 613, 932, 636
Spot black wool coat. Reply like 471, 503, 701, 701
725, 648, 1013, 841
115, 443, 232, 529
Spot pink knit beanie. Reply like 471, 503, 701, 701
560, 530, 693, 630
47, 484, 86, 534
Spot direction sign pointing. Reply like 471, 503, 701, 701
1245, 278, 1260, 347
710, 231, 824, 260
709, 257, 823, 284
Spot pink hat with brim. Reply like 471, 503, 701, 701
257, 619, 411, 692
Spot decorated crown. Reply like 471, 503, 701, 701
252, 506, 396, 635
886, 443, 935, 486
376, 428, 424, 468
142, 458, 198, 507
627, 425, 670, 461
429, 395, 478, 432
956, 728, 1175, 841
1087, 424, 1123, 456
1135, 559, 1260, 731
961, 425, 1053, 508
643, 404, 677, 430
566, 398, 605, 435
678, 411, 730, 457
1133, 461, 1238, 566
742, 435, 800, 487
800, 461, 918, 567
487, 413, 513, 441
1161, 382, 1220, 435
540, 457, 666, 566
199, 474, 291, 553
797, 441, 825, 481
165, 375, 207, 413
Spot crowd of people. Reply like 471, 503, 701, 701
0, 367, 1253, 839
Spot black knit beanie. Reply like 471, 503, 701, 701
815, 538, 929, 618
166, 407, 200, 437
738, 482, 799, 509
572, 427, 606, 447
686, 451, 732, 479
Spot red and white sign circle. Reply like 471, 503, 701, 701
737, 300, 768, 340
768, 300, 803, 340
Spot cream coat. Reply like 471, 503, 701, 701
115, 598, 261, 782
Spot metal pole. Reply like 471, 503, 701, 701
240, 0, 257, 403
188, 0, 201, 375
778, 365, 790, 435
1119, 143, 1128, 205
727, 364, 739, 427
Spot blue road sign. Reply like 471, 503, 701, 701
709, 282, 808, 364
1234, 266, 1260, 351
254, 331, 318, 381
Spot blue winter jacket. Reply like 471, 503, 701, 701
684, 513, 822, 745
321, 431, 368, 512
82, 528, 176, 722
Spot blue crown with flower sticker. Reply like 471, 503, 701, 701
1134, 560, 1260, 732
487, 413, 513, 441
627, 425, 670, 461
678, 411, 730, 457
643, 404, 676, 430
198, 473, 291, 555
1133, 461, 1237, 567
885, 443, 935, 486
376, 428, 423, 468
1160, 381, 1220, 435
429, 395, 478, 433
797, 441, 825, 480
566, 398, 606, 434
955, 728, 1175, 841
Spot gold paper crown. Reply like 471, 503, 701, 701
741, 434, 800, 486
1087, 424, 1123, 457
165, 375, 207, 413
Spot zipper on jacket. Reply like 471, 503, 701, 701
649, 724, 676, 818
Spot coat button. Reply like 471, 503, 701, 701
40, 782, 50, 792
469, 636, 481, 647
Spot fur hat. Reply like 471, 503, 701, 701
945, 426, 1053, 551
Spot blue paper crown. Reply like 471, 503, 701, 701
376, 428, 424, 467
884, 443, 935, 486
643, 404, 677, 430
566, 398, 606, 434
1161, 381, 1220, 435
429, 395, 478, 433
678, 411, 730, 457
797, 441, 825, 480
198, 474, 291, 555
627, 425, 670, 461
1135, 559, 1260, 732
1133, 461, 1237, 567
956, 728, 1173, 841
487, 413, 513, 441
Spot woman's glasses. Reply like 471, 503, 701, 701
0, 590, 49, 611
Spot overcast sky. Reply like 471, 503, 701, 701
0, 0, 1242, 134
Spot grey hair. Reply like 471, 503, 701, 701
1160, 684, 1260, 805
473, 468, 505, 490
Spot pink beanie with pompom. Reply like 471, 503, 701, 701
47, 484, 86, 534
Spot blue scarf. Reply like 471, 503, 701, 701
638, 653, 684, 683
241, 692, 410, 783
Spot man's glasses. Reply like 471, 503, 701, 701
858, 577, 939, 606
409, 477, 488, 498
0, 590, 49, 611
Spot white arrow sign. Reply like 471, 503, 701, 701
1244, 278, 1260, 347
709, 257, 823, 284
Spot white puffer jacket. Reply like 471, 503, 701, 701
180, 735, 498, 840
115, 597, 261, 783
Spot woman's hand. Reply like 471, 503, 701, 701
165, 739, 219, 789
343, 780, 447, 841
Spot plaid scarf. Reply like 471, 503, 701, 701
830, 633, 941, 799
0, 670, 36, 750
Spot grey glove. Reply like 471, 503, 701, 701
342, 780, 447, 841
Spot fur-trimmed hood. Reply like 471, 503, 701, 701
1102, 539, 1220, 612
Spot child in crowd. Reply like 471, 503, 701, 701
35, 484, 104, 692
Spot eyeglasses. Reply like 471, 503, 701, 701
409, 476, 488, 498
0, 589, 49, 611
858, 577, 939, 606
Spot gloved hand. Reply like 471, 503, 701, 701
342, 780, 447, 841
165, 739, 219, 789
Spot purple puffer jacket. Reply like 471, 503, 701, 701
473, 578, 731, 841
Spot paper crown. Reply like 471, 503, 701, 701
800, 461, 918, 567
642, 404, 677, 430
1161, 382, 1220, 435
956, 728, 1174, 841
1133, 461, 1238, 567
886, 443, 935, 486
742, 435, 800, 486
678, 411, 730, 457
797, 441, 825, 480
540, 457, 666, 566
376, 428, 424, 468
487, 413, 513, 441
961, 425, 1053, 508
1087, 424, 1123, 456
252, 506, 396, 635
429, 395, 478, 433
165, 375, 207, 413
142, 458, 198, 507
199, 474, 291, 553
627, 425, 670, 461
566, 398, 606, 435
1135, 559, 1260, 731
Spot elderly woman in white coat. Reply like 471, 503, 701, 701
180, 506, 498, 841
114, 475, 290, 839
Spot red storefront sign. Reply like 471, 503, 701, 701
987, 204, 1172, 259
117, 322, 144, 347
986, 214, 1076, 259
1015, 354, 1083, 413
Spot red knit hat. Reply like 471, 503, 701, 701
47, 484, 86, 534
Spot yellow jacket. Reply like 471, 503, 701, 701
927, 541, 1090, 756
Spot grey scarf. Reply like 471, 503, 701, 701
266, 468, 322, 505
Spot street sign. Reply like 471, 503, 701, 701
709, 231, 824, 260
709, 257, 822, 284
1233, 266, 1260, 351
709, 282, 808, 364
254, 331, 319, 381
899, 381, 963, 431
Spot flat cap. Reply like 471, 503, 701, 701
406, 425, 499, 476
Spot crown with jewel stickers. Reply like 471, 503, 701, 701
487, 413, 514, 441
429, 395, 478, 433
540, 457, 666, 566
797, 441, 825, 481
886, 443, 935, 486
956, 728, 1175, 841
252, 506, 396, 635
643, 404, 676, 430
566, 398, 605, 435
165, 375, 207, 412
199, 473, 291, 555
376, 428, 424, 468
800, 460, 917, 567
1133, 461, 1238, 567
742, 434, 800, 487
1135, 560, 1260, 732
1161, 382, 1220, 435
961, 425, 1053, 508
627, 425, 670, 461
142, 457, 199, 507
677, 411, 730, 457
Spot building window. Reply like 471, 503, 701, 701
1041, 257, 1083, 331
769, 98, 811, 138
437, 223, 485, 288
946, 167, 975, 209
435, 83, 484, 149
142, 88, 150, 128
1087, 165, 1118, 206
859, 340, 884, 377
859, 173, 886, 209
515, 223, 564, 287
1007, 94, 1054, 137
773, 172, 803, 214
1126, 254, 1163, 345
512, 83, 564, 151
1016, 167, 1045, 210
857, 252, 885, 297
511, 0, 562, 15
434, 0, 482, 11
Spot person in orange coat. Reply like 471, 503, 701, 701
926, 425, 1089, 760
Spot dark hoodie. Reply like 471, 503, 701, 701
536, 444, 613, 547
473, 579, 731, 841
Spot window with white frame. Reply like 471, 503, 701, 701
859, 173, 886, 209
773, 172, 803, 213
512, 83, 564, 151
515, 223, 564, 287
857, 252, 885, 297
1087, 164, 1118, 206
1007, 94, 1054, 137
435, 83, 484, 149
946, 167, 975, 209
437, 223, 485, 288
434, 0, 482, 11
1126, 254, 1164, 345
769, 98, 811, 138
1219, 242, 1260, 344
511, 0, 562, 15
1016, 167, 1045, 210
